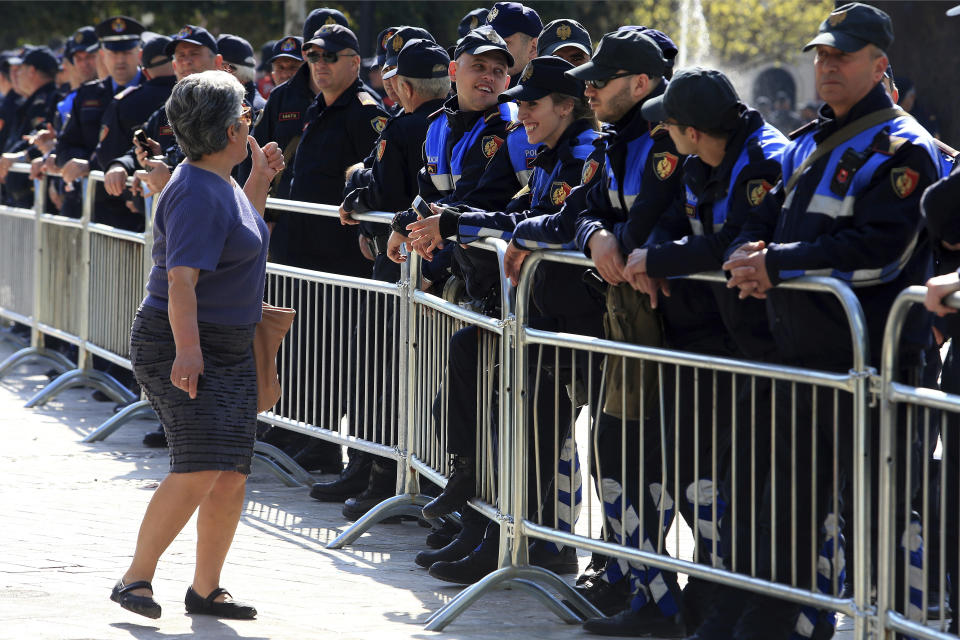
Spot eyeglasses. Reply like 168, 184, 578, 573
585, 72, 634, 90
223, 63, 238, 73
237, 105, 252, 127
305, 50, 356, 64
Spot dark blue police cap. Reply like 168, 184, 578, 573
19, 46, 59, 76
303, 24, 360, 54
567, 30, 666, 81
617, 26, 678, 64
141, 34, 172, 68
217, 34, 256, 67
538, 19, 591, 57
65, 26, 99, 61
642, 67, 742, 131
453, 25, 514, 68
458, 9, 489, 39
486, 2, 542, 38
499, 55, 583, 102
165, 25, 218, 57
303, 7, 350, 42
383, 27, 435, 69
374, 27, 399, 67
95, 16, 144, 51
803, 2, 893, 53
383, 38, 449, 81
270, 36, 303, 63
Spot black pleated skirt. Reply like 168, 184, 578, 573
130, 304, 257, 474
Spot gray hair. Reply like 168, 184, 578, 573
165, 70, 245, 161
228, 63, 256, 85
396, 75, 450, 101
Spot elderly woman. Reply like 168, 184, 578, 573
110, 70, 283, 620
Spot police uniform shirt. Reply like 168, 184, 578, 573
251, 62, 315, 198
574, 83, 686, 256
7, 80, 60, 157
342, 97, 445, 216
283, 77, 388, 274
730, 82, 942, 368
55, 72, 143, 166
94, 74, 175, 172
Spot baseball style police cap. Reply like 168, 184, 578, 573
165, 25, 218, 57
383, 26, 435, 69
217, 34, 256, 67
374, 27, 398, 67
567, 30, 666, 81
642, 67, 742, 131
141, 34, 172, 68
486, 2, 542, 38
303, 24, 360, 53
458, 9, 489, 39
270, 36, 303, 63
618, 26, 678, 64
538, 19, 592, 57
95, 16, 144, 51
383, 39, 450, 81
65, 26, 99, 61
499, 56, 583, 102
19, 46, 59, 76
303, 7, 350, 42
453, 26, 514, 68
803, 2, 894, 53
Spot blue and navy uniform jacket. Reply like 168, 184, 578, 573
390, 95, 539, 302
442, 118, 604, 334
342, 98, 445, 283
645, 108, 787, 360
922, 161, 960, 339
0, 89, 23, 153
282, 77, 387, 276
2, 81, 61, 207
729, 83, 943, 370
55, 71, 143, 166
573, 82, 685, 258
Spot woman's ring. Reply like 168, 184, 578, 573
180, 377, 189, 381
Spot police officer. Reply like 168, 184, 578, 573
537, 19, 592, 67
55, 16, 144, 220
217, 34, 267, 113
284, 24, 387, 275
57, 27, 99, 131
379, 26, 435, 117
315, 40, 452, 515
99, 35, 175, 216
303, 6, 349, 38
722, 4, 943, 638
485, 2, 541, 87
268, 35, 303, 88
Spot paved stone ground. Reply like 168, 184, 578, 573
0, 338, 858, 640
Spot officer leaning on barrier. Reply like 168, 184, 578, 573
626, 68, 789, 637
377, 26, 436, 120
282, 24, 387, 276
54, 16, 144, 220
309, 40, 452, 517
98, 34, 175, 220
485, 1, 541, 88
56, 27, 100, 133
720, 4, 944, 639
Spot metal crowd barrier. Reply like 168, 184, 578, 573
879, 287, 960, 640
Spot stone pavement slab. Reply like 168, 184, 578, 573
0, 339, 855, 640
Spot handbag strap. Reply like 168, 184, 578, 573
784, 106, 908, 196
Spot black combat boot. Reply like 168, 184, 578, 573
309, 451, 372, 502
421, 456, 475, 520
583, 599, 687, 638
341, 459, 397, 521
427, 537, 499, 585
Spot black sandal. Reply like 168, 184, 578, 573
111, 579, 162, 619
184, 586, 257, 619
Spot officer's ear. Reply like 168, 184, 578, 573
448, 60, 458, 83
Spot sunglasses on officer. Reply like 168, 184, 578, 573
585, 71, 635, 90
305, 50, 357, 65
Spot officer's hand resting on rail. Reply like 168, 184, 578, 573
924, 272, 960, 317
61, 158, 90, 188
722, 240, 771, 299
338, 203, 358, 225
103, 165, 130, 196
503, 241, 530, 287
623, 248, 670, 308
407, 214, 444, 261
386, 230, 408, 263
587, 229, 626, 285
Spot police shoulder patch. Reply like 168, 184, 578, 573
652, 151, 679, 181
481, 135, 504, 159
376, 139, 387, 162
890, 166, 920, 199
370, 116, 388, 134
649, 122, 668, 138
506, 120, 523, 132
550, 181, 572, 206
581, 159, 600, 185
357, 91, 378, 107
746, 179, 774, 207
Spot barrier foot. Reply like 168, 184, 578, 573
82, 400, 155, 443
25, 369, 137, 408
251, 455, 305, 487
424, 565, 603, 631
0, 347, 74, 380
251, 441, 315, 486
326, 493, 431, 550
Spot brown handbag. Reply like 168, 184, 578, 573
253, 302, 296, 413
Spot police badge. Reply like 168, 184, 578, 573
746, 179, 774, 207
481, 135, 504, 159
557, 24, 572, 40
371, 116, 388, 134
550, 181, 572, 205
581, 159, 600, 185
652, 152, 679, 181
